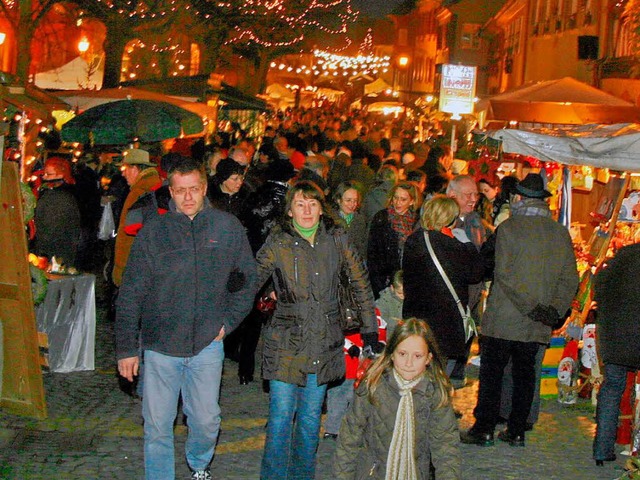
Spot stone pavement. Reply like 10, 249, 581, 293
0, 278, 632, 479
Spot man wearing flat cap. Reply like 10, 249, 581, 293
462, 173, 578, 448
112, 148, 161, 287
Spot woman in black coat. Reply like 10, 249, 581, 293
367, 181, 421, 298
207, 157, 250, 218
402, 195, 484, 374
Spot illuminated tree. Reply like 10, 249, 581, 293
216, 0, 359, 93
78, 1, 185, 87
0, 0, 61, 84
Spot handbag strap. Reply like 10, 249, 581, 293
423, 231, 468, 321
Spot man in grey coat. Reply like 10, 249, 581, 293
116, 159, 257, 479
461, 173, 578, 447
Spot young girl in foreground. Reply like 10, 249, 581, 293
333, 318, 461, 480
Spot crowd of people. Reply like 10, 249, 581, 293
28, 105, 636, 480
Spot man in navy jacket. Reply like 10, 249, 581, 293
116, 158, 257, 480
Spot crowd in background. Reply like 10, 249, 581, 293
26, 105, 592, 479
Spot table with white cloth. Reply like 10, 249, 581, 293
36, 273, 96, 373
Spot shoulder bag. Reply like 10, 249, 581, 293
424, 231, 477, 342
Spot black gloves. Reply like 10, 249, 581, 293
371, 341, 386, 355
528, 304, 560, 328
227, 269, 245, 293
361, 332, 379, 349
361, 332, 385, 358
347, 345, 361, 358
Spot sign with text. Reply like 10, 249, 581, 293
439, 64, 477, 116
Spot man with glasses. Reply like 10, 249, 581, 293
116, 159, 257, 480
446, 174, 486, 250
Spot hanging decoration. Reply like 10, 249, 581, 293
358, 28, 373, 56
223, 0, 358, 48
270, 49, 390, 79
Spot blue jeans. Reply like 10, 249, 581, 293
593, 363, 631, 460
261, 374, 328, 480
324, 378, 355, 435
142, 340, 224, 480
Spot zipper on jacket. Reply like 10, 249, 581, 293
191, 220, 198, 355
294, 256, 299, 284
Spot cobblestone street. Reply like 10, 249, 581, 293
0, 278, 629, 479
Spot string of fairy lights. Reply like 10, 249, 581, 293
77, 0, 359, 77
269, 43, 390, 79
90, 0, 358, 48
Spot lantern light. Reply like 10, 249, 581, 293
78, 38, 90, 53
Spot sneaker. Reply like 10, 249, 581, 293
191, 469, 212, 480
469, 355, 481, 367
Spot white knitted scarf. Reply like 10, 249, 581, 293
385, 369, 423, 480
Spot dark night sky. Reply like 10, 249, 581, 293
352, 0, 402, 18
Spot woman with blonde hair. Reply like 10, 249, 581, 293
402, 195, 484, 375
334, 318, 461, 479
367, 182, 422, 297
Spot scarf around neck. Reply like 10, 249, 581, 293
340, 211, 354, 225
386, 369, 423, 480
387, 206, 416, 247
510, 197, 552, 218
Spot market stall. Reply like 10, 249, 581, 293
477, 77, 640, 127
487, 123, 640, 456
35, 273, 96, 373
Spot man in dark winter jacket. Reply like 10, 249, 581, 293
116, 159, 257, 479
592, 241, 640, 465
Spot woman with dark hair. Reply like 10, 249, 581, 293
206, 157, 250, 218
367, 182, 422, 297
492, 176, 519, 227
421, 145, 453, 180
331, 181, 368, 258
257, 180, 378, 480
476, 178, 498, 233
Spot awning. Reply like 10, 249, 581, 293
477, 77, 640, 125
215, 83, 268, 111
120, 75, 268, 111
1, 84, 70, 120
35, 56, 104, 91
54, 86, 217, 122
489, 123, 640, 172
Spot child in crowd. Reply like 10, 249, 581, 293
375, 270, 404, 336
323, 314, 387, 439
333, 318, 461, 480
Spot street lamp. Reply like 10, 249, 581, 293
392, 54, 410, 96
78, 37, 90, 53
0, 32, 6, 71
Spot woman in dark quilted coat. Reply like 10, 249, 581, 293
367, 182, 421, 298
257, 180, 378, 480
334, 318, 460, 479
